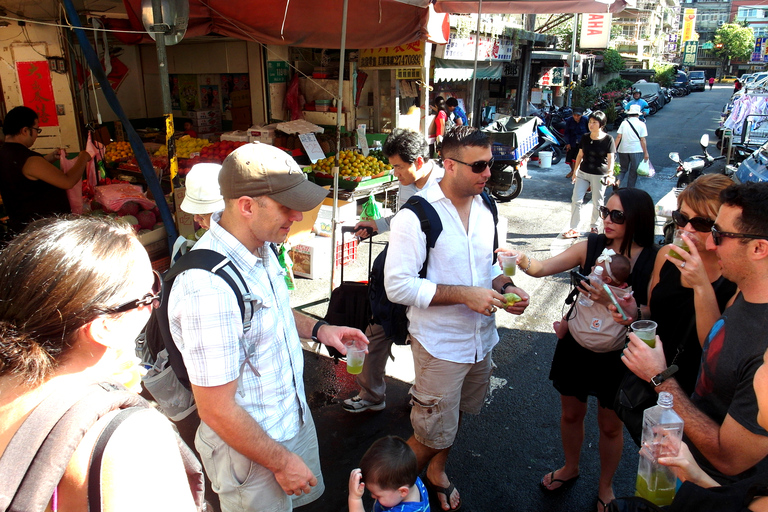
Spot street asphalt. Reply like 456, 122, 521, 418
285, 84, 735, 512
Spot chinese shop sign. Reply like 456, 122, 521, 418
17, 61, 58, 127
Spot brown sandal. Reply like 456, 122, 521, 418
561, 229, 580, 239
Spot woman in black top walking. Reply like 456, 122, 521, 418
562, 111, 616, 239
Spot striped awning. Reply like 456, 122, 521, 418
433, 58, 504, 82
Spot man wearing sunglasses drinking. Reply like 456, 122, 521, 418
385, 126, 530, 511
168, 143, 369, 512
0, 106, 91, 237
622, 182, 768, 485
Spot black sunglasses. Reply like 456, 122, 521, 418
672, 210, 715, 233
598, 206, 626, 224
106, 271, 162, 314
711, 226, 768, 246
446, 157, 494, 174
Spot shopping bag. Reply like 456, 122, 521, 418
359, 194, 382, 221
637, 159, 655, 177
58, 153, 85, 214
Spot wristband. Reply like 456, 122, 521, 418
520, 255, 533, 274
312, 320, 329, 342
501, 282, 515, 294
651, 365, 679, 388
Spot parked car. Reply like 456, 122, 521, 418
719, 75, 739, 83
746, 72, 768, 90
673, 71, 690, 92
689, 70, 707, 91
632, 81, 664, 113
744, 73, 759, 86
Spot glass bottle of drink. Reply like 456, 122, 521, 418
635, 391, 684, 506
578, 266, 604, 307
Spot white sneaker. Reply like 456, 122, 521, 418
342, 396, 386, 413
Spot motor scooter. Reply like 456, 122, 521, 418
530, 122, 565, 165
668, 134, 728, 189
481, 115, 539, 202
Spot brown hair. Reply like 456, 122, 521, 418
0, 217, 140, 384
359, 436, 417, 491
677, 174, 734, 220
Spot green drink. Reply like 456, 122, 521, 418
635, 473, 676, 506
669, 230, 691, 261
346, 361, 364, 374
632, 320, 658, 348
499, 254, 516, 276
504, 265, 516, 277
345, 341, 366, 375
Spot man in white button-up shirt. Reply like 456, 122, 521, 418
385, 127, 530, 511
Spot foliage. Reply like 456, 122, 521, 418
600, 49, 625, 74
602, 78, 632, 93
603, 101, 618, 124
650, 64, 675, 87
713, 23, 754, 63
572, 83, 602, 109
535, 15, 577, 51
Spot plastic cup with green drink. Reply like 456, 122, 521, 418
632, 320, 658, 348
498, 253, 517, 277
669, 229, 692, 261
345, 340, 366, 375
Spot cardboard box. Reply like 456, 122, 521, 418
289, 234, 357, 279
188, 109, 222, 121
173, 187, 196, 239
220, 130, 250, 142
230, 90, 251, 108
191, 117, 223, 131
230, 106, 252, 131
248, 125, 276, 144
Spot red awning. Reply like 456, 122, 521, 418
432, 0, 628, 14
110, 0, 448, 47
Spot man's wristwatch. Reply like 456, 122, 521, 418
312, 320, 329, 342
501, 282, 516, 293
651, 365, 679, 388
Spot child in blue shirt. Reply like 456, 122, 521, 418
349, 436, 430, 512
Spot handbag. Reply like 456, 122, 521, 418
637, 159, 655, 177
614, 315, 696, 446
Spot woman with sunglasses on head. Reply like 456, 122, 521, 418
615, 175, 738, 399
562, 110, 616, 239
0, 217, 201, 511
499, 187, 657, 511
0, 106, 92, 237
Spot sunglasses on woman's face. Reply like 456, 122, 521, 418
672, 210, 715, 233
445, 157, 494, 174
598, 206, 625, 224
106, 271, 162, 314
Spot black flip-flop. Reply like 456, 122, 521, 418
424, 476, 462, 511
539, 470, 580, 493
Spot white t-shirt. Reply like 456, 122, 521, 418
617, 117, 648, 154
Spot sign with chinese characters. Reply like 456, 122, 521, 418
16, 61, 58, 127
580, 13, 611, 49
396, 68, 422, 80
683, 41, 698, 66
539, 67, 565, 87
752, 37, 768, 62
267, 61, 289, 83
360, 41, 424, 69
682, 8, 697, 43
436, 33, 514, 61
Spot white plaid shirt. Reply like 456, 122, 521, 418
169, 212, 307, 442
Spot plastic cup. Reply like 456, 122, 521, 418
345, 340, 366, 375
669, 229, 691, 261
632, 320, 658, 348
499, 253, 517, 277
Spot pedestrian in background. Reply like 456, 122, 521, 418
614, 104, 649, 189
709, 76, 715, 91
446, 97, 467, 127
564, 107, 589, 180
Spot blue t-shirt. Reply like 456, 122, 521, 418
373, 477, 430, 512
451, 106, 468, 126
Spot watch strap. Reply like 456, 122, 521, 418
651, 364, 679, 388
312, 320, 329, 342
501, 282, 515, 293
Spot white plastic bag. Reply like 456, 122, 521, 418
637, 159, 655, 177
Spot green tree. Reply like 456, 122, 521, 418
600, 49, 625, 73
650, 64, 674, 87
713, 23, 754, 72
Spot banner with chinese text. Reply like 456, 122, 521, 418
752, 37, 768, 62
360, 41, 424, 69
682, 9, 697, 43
683, 41, 698, 66
435, 33, 514, 61
16, 61, 58, 127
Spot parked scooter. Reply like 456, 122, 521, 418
668, 134, 728, 188
481, 115, 538, 202
530, 121, 565, 165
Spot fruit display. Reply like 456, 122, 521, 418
310, 150, 392, 180
104, 141, 133, 163
89, 199, 163, 236
198, 140, 249, 162
154, 136, 211, 159
368, 149, 388, 164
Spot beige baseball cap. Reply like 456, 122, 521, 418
218, 142, 328, 212
180, 163, 225, 214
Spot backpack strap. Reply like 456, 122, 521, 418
402, 196, 443, 279
0, 382, 145, 512
480, 190, 499, 264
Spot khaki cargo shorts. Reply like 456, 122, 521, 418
409, 336, 493, 450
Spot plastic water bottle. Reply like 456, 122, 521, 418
635, 392, 684, 506
578, 266, 604, 307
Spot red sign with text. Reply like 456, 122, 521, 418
17, 61, 58, 127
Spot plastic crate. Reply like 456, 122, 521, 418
335, 237, 358, 267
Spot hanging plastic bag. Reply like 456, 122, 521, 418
278, 244, 296, 290
84, 132, 102, 188
359, 194, 382, 221
58, 152, 85, 214
637, 159, 655, 177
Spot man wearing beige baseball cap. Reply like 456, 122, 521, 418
169, 142, 368, 511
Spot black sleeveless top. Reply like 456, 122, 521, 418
650, 260, 737, 396
0, 142, 71, 233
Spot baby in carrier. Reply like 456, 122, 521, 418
554, 250, 632, 353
